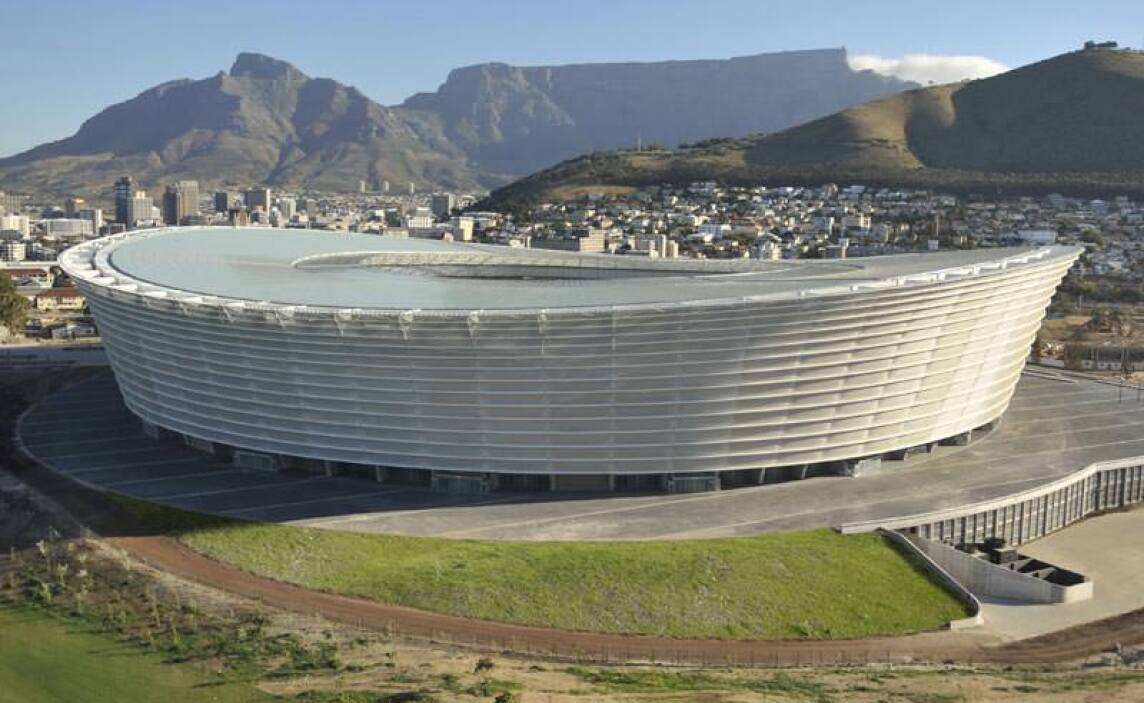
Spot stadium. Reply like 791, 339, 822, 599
61, 227, 1080, 493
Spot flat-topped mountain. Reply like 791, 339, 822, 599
400, 48, 914, 175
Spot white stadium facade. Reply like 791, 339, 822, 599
62, 227, 1081, 493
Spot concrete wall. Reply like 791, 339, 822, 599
903, 533, 1093, 604
878, 529, 983, 630
841, 457, 1144, 546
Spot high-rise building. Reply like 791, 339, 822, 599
214, 191, 233, 214
278, 197, 296, 221
128, 191, 154, 228
300, 197, 316, 215
403, 207, 434, 230
162, 180, 200, 225
65, 197, 86, 217
451, 216, 474, 242
43, 219, 94, 239
114, 176, 134, 224
0, 214, 30, 237
245, 187, 272, 213
228, 208, 249, 227
162, 188, 178, 225
77, 208, 103, 237
0, 240, 27, 262
0, 191, 26, 214
430, 193, 455, 219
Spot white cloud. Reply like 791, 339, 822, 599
849, 53, 1009, 86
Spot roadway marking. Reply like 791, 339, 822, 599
30, 397, 120, 409
24, 399, 128, 411
22, 436, 142, 450
30, 446, 169, 462
150, 478, 324, 501
103, 470, 232, 488
59, 457, 209, 475
21, 406, 134, 422
296, 494, 524, 529
20, 417, 138, 432
220, 488, 406, 516
433, 486, 775, 538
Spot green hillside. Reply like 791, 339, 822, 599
488, 48, 1144, 206
120, 498, 970, 641
0, 606, 274, 703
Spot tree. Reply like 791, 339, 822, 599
50, 265, 73, 288
1030, 334, 1045, 363
0, 274, 29, 335
1063, 342, 1086, 371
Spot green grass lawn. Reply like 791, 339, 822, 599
0, 605, 276, 703
122, 499, 970, 640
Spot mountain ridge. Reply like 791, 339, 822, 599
0, 48, 915, 196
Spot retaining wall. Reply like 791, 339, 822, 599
902, 534, 1092, 604
878, 529, 983, 630
840, 457, 1144, 546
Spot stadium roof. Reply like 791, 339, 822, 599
71, 227, 1079, 312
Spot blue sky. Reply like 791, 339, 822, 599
2, 0, 1143, 157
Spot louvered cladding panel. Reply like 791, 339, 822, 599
63, 229, 1079, 477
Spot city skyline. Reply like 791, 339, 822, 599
3, 0, 1144, 157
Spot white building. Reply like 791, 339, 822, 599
841, 214, 871, 230
278, 198, 297, 221
0, 214, 30, 237
0, 241, 27, 262
404, 207, 434, 230
77, 208, 103, 236
1016, 229, 1058, 245
451, 216, 474, 242
697, 223, 731, 239
43, 218, 94, 240
128, 192, 155, 228
64, 227, 1079, 493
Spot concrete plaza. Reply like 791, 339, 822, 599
18, 368, 1144, 541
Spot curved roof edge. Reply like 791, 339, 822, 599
61, 226, 1082, 316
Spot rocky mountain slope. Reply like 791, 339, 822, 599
0, 53, 479, 196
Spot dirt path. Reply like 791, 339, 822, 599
104, 530, 1144, 667
985, 608, 1144, 664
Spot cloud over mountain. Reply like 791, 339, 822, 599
849, 53, 1008, 86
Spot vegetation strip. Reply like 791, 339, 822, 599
120, 497, 969, 640
0, 604, 276, 703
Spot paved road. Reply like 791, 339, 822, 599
980, 507, 1144, 641
19, 369, 1144, 540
